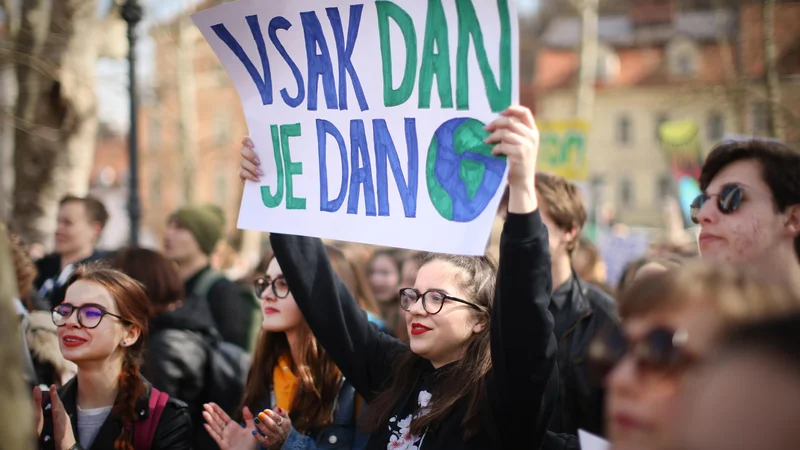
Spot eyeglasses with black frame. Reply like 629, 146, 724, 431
52, 303, 128, 329
588, 326, 699, 376
689, 183, 772, 224
399, 288, 485, 315
253, 275, 290, 299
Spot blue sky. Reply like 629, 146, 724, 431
97, 0, 540, 131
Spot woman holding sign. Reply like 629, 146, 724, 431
202, 245, 369, 450
238, 106, 575, 449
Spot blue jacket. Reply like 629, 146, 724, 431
256, 378, 367, 450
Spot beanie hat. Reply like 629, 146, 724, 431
170, 204, 226, 256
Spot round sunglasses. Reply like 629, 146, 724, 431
689, 183, 771, 224
589, 326, 699, 375
52, 303, 128, 329
399, 288, 485, 315
253, 275, 290, 299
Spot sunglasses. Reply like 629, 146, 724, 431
253, 276, 289, 299
589, 326, 698, 375
689, 183, 771, 224
52, 303, 128, 329
399, 288, 485, 315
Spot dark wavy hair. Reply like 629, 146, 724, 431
362, 253, 497, 440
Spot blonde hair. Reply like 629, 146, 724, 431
620, 261, 800, 326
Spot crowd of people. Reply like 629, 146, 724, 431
3, 104, 800, 450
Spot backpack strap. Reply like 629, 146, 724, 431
132, 388, 170, 450
193, 269, 226, 301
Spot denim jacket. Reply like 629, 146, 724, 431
258, 378, 367, 450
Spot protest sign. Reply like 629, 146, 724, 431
659, 120, 703, 227
192, 0, 518, 255
537, 119, 589, 181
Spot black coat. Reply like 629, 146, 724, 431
34, 251, 109, 308
38, 375, 192, 450
548, 276, 619, 436
143, 300, 216, 450
271, 211, 566, 450
184, 266, 254, 350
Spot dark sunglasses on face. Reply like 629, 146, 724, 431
254, 276, 290, 299
399, 288, 485, 315
52, 303, 128, 329
690, 183, 771, 224
589, 326, 698, 375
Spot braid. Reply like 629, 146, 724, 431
113, 354, 146, 450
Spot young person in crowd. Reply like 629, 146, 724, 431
669, 313, 800, 450
693, 139, 800, 292
367, 249, 407, 341
163, 204, 255, 349
111, 247, 217, 449
36, 264, 191, 450
237, 105, 577, 449
400, 252, 424, 291
35, 196, 109, 308
593, 262, 800, 450
202, 245, 370, 450
499, 172, 618, 436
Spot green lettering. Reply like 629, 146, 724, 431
260, 125, 284, 208
455, 0, 511, 112
377, 1, 417, 107
418, 0, 452, 109
281, 123, 306, 210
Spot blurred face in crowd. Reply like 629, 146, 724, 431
369, 254, 401, 303
606, 303, 721, 450
404, 261, 485, 368
55, 201, 100, 256
258, 258, 303, 333
539, 205, 575, 262
56, 280, 139, 365
670, 352, 800, 450
695, 160, 789, 264
163, 219, 203, 263
401, 257, 421, 289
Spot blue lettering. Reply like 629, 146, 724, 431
373, 118, 418, 217
347, 120, 376, 216
268, 16, 305, 108
300, 11, 338, 111
317, 120, 349, 212
211, 16, 273, 106
326, 5, 369, 112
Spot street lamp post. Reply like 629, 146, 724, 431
121, 0, 143, 246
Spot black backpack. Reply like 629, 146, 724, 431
193, 270, 253, 416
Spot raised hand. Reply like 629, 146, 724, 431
484, 105, 540, 214
239, 137, 261, 183
50, 386, 77, 450
253, 408, 293, 450
203, 403, 258, 450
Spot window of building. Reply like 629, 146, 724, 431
707, 111, 724, 141
215, 173, 229, 206
149, 117, 161, 153
619, 175, 634, 207
150, 172, 162, 207
654, 113, 669, 143
657, 174, 673, 202
752, 102, 772, 135
616, 114, 632, 146
667, 37, 699, 78
214, 110, 231, 146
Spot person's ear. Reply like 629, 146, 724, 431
472, 317, 488, 334
785, 204, 800, 237
121, 325, 141, 348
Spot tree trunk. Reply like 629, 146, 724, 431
762, 0, 785, 141
574, 0, 599, 121
177, 15, 199, 204
9, 0, 100, 246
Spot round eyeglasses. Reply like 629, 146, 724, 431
52, 303, 128, 329
253, 276, 290, 299
399, 288, 485, 315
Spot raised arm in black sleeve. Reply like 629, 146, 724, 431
270, 234, 408, 399
488, 211, 559, 448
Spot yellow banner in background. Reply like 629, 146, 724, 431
537, 119, 590, 181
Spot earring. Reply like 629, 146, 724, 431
121, 341, 127, 346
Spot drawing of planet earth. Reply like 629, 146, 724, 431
426, 117, 508, 222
